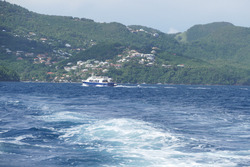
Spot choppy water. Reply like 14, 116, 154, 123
0, 82, 249, 167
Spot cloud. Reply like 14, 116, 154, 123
167, 28, 180, 34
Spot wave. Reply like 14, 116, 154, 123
164, 86, 177, 89
41, 111, 243, 167
58, 118, 181, 166
116, 85, 158, 89
0, 134, 34, 146
115, 85, 142, 88
188, 87, 211, 90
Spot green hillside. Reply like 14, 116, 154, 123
176, 22, 250, 69
0, 1, 177, 50
0, 1, 250, 85
177, 22, 235, 42
0, 65, 19, 81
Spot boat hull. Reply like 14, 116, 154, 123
82, 82, 115, 87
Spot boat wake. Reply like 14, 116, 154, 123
115, 85, 158, 89
38, 111, 246, 167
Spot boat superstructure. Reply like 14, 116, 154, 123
82, 76, 116, 87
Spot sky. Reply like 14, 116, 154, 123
5, 0, 250, 33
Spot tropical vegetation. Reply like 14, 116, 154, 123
0, 1, 250, 85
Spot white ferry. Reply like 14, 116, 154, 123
82, 76, 116, 87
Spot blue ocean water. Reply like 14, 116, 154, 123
0, 82, 249, 167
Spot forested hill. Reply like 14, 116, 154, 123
0, 1, 177, 50
0, 65, 19, 81
0, 1, 250, 85
176, 22, 250, 69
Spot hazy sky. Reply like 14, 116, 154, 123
5, 0, 250, 33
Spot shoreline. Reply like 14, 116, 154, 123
1, 81, 249, 87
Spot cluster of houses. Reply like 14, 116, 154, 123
63, 49, 157, 72
4, 30, 84, 63
64, 60, 111, 74
127, 27, 160, 38
1, 44, 72, 66
62, 47, 186, 81
33, 54, 56, 65
123, 50, 156, 66
2, 46, 59, 65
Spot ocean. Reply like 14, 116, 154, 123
0, 82, 249, 167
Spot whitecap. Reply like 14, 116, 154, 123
164, 86, 177, 89
116, 85, 157, 89
38, 111, 93, 123
115, 85, 139, 88
57, 118, 242, 166
188, 87, 211, 90
0, 130, 9, 134
15, 134, 34, 141
0, 134, 34, 146
240, 88, 248, 91
81, 83, 89, 87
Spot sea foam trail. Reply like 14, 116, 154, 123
42, 112, 241, 167
115, 85, 158, 89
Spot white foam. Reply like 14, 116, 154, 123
33, 144, 57, 149
38, 111, 93, 123
0, 134, 34, 146
116, 85, 158, 89
56, 118, 243, 166
82, 83, 89, 87
0, 130, 9, 134
115, 85, 140, 88
188, 87, 211, 90
15, 134, 34, 141
240, 88, 248, 91
38, 112, 248, 166
164, 86, 177, 89
59, 125, 85, 139
96, 85, 105, 87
